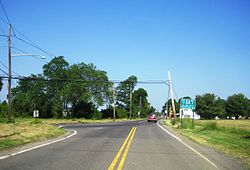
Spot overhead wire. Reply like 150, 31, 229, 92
0, 75, 167, 84
0, 60, 8, 70
0, 60, 21, 77
14, 36, 56, 58
12, 46, 48, 63
0, 4, 56, 59
0, 16, 8, 24
0, 0, 16, 35
0, 0, 11, 25
0, 67, 8, 75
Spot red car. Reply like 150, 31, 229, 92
147, 113, 157, 122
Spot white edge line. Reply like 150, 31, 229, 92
0, 129, 77, 160
157, 121, 218, 168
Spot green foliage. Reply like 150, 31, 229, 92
11, 56, 112, 119
29, 118, 42, 125
202, 122, 217, 130
163, 99, 179, 117
12, 74, 52, 118
195, 93, 225, 119
91, 110, 102, 120
116, 108, 128, 118
101, 107, 113, 119
131, 88, 151, 118
176, 120, 250, 166
226, 93, 249, 118
179, 118, 195, 129
116, 75, 137, 109
0, 101, 8, 122
72, 101, 95, 118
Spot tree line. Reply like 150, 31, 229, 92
162, 93, 250, 119
0, 56, 154, 120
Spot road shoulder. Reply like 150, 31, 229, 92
0, 128, 76, 160
157, 120, 246, 170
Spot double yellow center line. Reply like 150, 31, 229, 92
108, 127, 137, 170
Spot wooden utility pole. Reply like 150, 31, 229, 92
7, 24, 12, 122
168, 71, 176, 122
166, 87, 170, 119
112, 84, 116, 121
139, 96, 142, 118
129, 89, 132, 119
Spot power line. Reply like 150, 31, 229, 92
0, 61, 21, 76
0, 16, 8, 25
0, 0, 16, 36
12, 46, 48, 63
0, 67, 8, 75
0, 60, 8, 69
0, 5, 56, 59
0, 0, 11, 25
0, 75, 167, 84
14, 35, 56, 58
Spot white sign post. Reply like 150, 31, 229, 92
33, 110, 39, 118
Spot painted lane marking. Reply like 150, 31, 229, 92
157, 122, 218, 168
108, 127, 135, 170
0, 129, 77, 160
117, 127, 137, 170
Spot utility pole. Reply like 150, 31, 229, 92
129, 87, 132, 119
139, 96, 142, 118
112, 84, 116, 121
7, 24, 12, 122
166, 87, 170, 120
168, 71, 176, 123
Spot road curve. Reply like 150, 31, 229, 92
0, 120, 245, 170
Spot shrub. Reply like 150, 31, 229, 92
91, 110, 102, 120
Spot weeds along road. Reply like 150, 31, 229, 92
0, 120, 245, 170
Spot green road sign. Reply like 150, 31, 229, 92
180, 99, 196, 109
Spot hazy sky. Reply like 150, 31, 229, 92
0, 0, 250, 111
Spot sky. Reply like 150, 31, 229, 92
0, 0, 250, 111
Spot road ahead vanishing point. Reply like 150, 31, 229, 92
0, 120, 244, 170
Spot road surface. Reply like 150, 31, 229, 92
0, 120, 245, 170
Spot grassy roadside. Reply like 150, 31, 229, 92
0, 118, 65, 151
163, 119, 250, 168
0, 118, 143, 151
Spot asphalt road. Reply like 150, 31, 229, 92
0, 120, 245, 170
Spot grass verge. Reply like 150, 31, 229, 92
163, 119, 250, 168
0, 118, 65, 150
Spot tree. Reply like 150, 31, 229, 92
12, 57, 111, 119
226, 93, 249, 118
247, 99, 250, 118
0, 101, 8, 121
132, 88, 150, 117
163, 99, 179, 117
215, 97, 226, 118
12, 74, 51, 118
63, 62, 111, 118
42, 56, 69, 117
116, 75, 137, 109
196, 93, 225, 119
